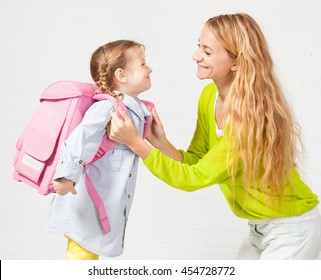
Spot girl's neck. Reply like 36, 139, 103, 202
115, 87, 139, 99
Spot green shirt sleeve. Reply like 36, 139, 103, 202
144, 136, 231, 192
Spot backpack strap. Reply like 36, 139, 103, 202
83, 93, 125, 234
92, 93, 127, 120
85, 94, 154, 234
91, 93, 127, 161
140, 100, 154, 138
84, 163, 110, 233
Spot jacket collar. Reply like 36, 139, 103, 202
122, 94, 151, 122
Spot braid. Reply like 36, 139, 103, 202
97, 66, 124, 101
97, 63, 112, 94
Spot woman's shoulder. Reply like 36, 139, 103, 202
203, 82, 217, 91
199, 82, 218, 103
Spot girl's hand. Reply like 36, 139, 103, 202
146, 107, 167, 149
53, 177, 77, 196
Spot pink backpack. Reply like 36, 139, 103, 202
13, 80, 153, 233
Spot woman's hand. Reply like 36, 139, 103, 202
146, 107, 167, 149
108, 106, 153, 159
108, 106, 141, 146
53, 177, 77, 195
147, 107, 183, 162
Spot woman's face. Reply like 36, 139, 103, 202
192, 24, 236, 85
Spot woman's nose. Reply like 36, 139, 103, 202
192, 49, 202, 62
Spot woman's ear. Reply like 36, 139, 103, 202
114, 68, 127, 83
231, 63, 238, 72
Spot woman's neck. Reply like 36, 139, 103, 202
213, 76, 233, 100
216, 86, 228, 100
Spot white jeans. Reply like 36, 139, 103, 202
236, 207, 321, 259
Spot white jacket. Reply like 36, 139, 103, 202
41, 94, 151, 257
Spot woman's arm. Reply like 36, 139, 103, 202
109, 105, 231, 192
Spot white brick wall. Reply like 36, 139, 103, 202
1, 0, 320, 260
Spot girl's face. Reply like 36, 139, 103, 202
192, 24, 236, 86
123, 46, 152, 97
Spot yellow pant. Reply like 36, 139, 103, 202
66, 236, 99, 260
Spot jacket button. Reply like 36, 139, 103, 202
128, 194, 131, 199
129, 173, 132, 177
79, 160, 83, 164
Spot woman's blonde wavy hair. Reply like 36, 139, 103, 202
90, 40, 143, 98
206, 13, 302, 200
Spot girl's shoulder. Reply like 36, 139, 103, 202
85, 99, 114, 117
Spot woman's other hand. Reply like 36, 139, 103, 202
146, 107, 167, 149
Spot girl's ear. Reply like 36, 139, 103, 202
114, 68, 127, 83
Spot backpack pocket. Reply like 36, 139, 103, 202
14, 99, 71, 183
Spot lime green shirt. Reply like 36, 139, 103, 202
144, 83, 319, 220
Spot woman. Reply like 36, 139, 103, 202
109, 13, 321, 259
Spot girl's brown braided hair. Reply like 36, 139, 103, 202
90, 40, 143, 100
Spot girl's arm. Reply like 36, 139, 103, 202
54, 101, 113, 195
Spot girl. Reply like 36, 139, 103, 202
108, 14, 321, 259
41, 40, 153, 260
